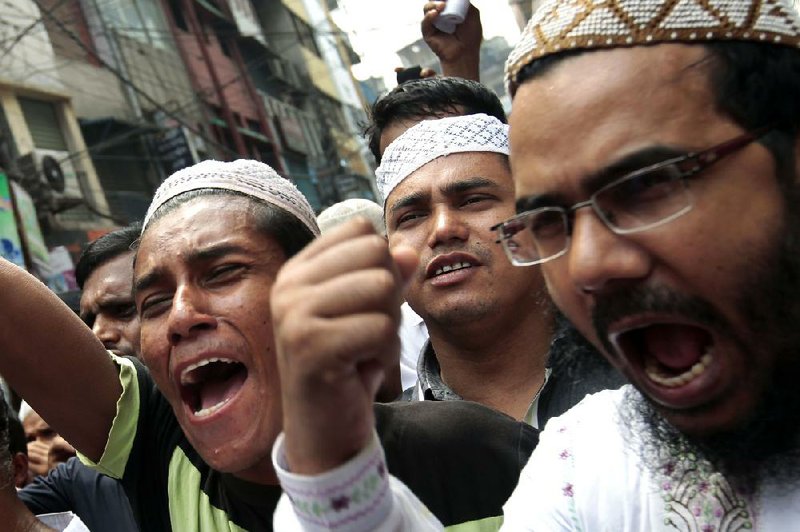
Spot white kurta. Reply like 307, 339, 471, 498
504, 386, 800, 531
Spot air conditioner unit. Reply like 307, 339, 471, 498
15, 149, 83, 214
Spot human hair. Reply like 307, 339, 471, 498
0, 397, 11, 487
365, 77, 507, 163
76, 221, 142, 289
515, 42, 800, 185
141, 189, 316, 260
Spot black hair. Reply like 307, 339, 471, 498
7, 410, 25, 459
142, 189, 316, 260
75, 222, 142, 290
0, 396, 10, 485
515, 41, 800, 185
365, 77, 507, 163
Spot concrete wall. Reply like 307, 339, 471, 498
0, 0, 65, 92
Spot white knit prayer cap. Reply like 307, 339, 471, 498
142, 159, 320, 236
376, 114, 509, 206
506, 0, 800, 95
317, 198, 386, 235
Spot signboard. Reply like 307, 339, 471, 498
157, 126, 195, 175
0, 173, 24, 268
11, 181, 51, 279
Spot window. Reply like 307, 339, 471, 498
18, 98, 68, 151
168, 0, 188, 31
290, 13, 320, 57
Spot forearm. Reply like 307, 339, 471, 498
0, 259, 120, 460
440, 56, 480, 81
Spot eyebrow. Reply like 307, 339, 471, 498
389, 176, 501, 217
133, 243, 249, 294
516, 145, 689, 214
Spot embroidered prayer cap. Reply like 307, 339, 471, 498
376, 113, 509, 205
317, 198, 386, 235
142, 159, 320, 236
505, 0, 800, 95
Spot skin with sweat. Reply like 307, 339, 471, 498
509, 44, 787, 438
134, 196, 286, 483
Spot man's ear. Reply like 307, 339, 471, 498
12, 452, 28, 488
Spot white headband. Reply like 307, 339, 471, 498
142, 159, 319, 236
375, 114, 509, 205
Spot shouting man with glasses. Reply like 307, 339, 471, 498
271, 0, 800, 529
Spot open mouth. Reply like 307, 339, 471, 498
433, 261, 473, 277
179, 358, 248, 418
612, 323, 714, 389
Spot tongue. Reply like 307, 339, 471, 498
643, 324, 710, 372
197, 364, 247, 411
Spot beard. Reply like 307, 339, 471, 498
599, 182, 800, 489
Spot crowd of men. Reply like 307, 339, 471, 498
2, 0, 800, 529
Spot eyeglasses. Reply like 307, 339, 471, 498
491, 128, 770, 266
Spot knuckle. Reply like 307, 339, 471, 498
372, 269, 397, 298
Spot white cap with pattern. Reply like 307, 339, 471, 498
506, 0, 800, 94
376, 113, 509, 205
317, 198, 386, 235
142, 159, 320, 236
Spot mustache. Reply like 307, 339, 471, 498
591, 285, 727, 355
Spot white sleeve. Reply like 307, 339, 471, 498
272, 431, 444, 532
502, 419, 581, 531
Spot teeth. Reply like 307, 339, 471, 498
434, 262, 473, 276
194, 396, 232, 418
645, 350, 713, 388
180, 357, 237, 385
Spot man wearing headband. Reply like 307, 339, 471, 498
276, 0, 800, 529
380, 113, 621, 425
365, 76, 509, 393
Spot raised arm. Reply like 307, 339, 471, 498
0, 260, 121, 462
271, 218, 416, 474
422, 1, 483, 81
270, 219, 448, 530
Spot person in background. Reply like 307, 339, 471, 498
76, 222, 142, 359
365, 76, 506, 393
317, 198, 404, 398
20, 405, 75, 484
0, 397, 88, 532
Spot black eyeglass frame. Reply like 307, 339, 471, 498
491, 127, 772, 266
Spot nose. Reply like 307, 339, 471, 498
167, 285, 216, 345
566, 208, 652, 295
426, 206, 469, 249
92, 315, 121, 348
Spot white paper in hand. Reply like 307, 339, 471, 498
432, 0, 470, 34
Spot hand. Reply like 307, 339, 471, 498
271, 218, 418, 474
394, 66, 438, 84
47, 436, 76, 470
422, 1, 482, 80
26, 440, 50, 478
